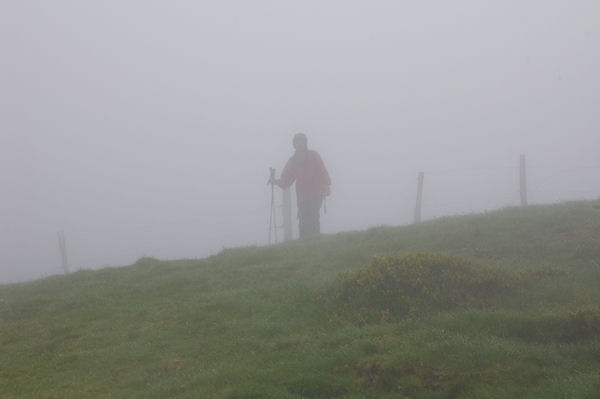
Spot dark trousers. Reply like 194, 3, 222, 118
297, 197, 323, 238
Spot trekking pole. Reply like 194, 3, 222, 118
267, 167, 278, 244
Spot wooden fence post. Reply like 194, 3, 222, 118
414, 172, 424, 224
520, 154, 528, 206
57, 231, 69, 274
282, 187, 293, 241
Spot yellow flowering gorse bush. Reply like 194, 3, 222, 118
327, 252, 515, 324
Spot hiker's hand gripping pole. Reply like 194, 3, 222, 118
267, 167, 278, 186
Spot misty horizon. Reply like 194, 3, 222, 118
2, 1, 599, 283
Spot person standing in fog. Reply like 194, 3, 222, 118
271, 133, 331, 237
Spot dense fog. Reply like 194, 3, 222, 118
2, 1, 599, 283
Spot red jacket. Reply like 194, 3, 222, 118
279, 150, 331, 203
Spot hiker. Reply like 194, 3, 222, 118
271, 133, 331, 237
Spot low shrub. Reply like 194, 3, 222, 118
503, 308, 600, 343
133, 257, 161, 267
560, 307, 600, 342
322, 252, 515, 324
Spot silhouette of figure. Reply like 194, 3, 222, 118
272, 133, 331, 237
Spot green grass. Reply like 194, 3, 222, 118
2, 201, 600, 398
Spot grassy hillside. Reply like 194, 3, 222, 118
2, 201, 600, 398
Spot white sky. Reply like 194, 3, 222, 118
1, 1, 599, 282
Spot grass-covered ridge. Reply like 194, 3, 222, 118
1, 201, 600, 398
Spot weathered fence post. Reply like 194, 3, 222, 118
57, 231, 69, 274
414, 172, 424, 224
282, 187, 293, 241
519, 154, 528, 206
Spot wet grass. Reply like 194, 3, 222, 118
1, 201, 600, 398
